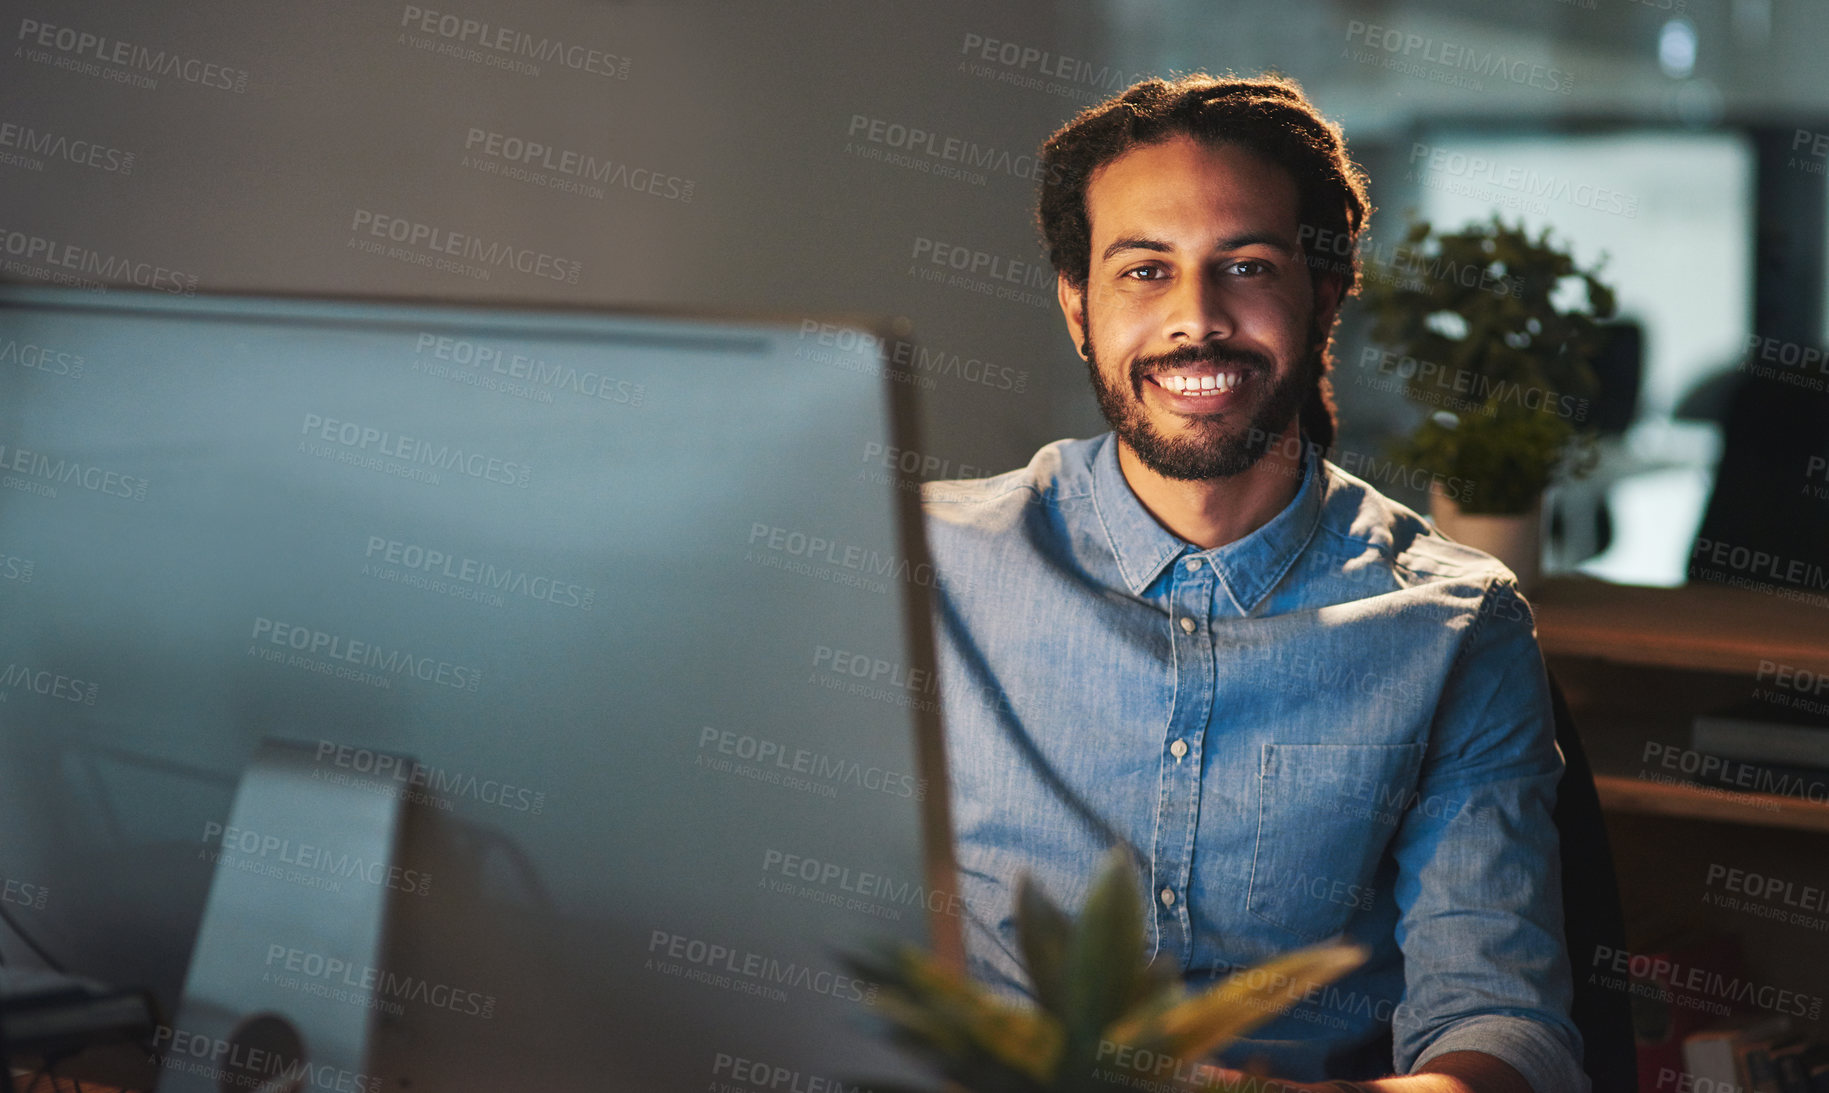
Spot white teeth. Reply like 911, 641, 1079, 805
1159, 373, 1240, 394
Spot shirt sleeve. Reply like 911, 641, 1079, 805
1387, 576, 1589, 1093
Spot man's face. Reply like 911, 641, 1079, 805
1059, 135, 1339, 480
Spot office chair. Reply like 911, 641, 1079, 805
1547, 670, 1638, 1093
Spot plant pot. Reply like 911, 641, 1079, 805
1428, 487, 1543, 593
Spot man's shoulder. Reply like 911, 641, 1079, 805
920, 436, 1099, 522
1313, 458, 1523, 595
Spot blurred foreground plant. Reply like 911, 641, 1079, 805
845, 849, 1365, 1093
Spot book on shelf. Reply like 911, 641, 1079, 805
1637, 934, 1749, 1091
1692, 700, 1829, 773
1743, 1036, 1826, 1093
1772, 1040, 1821, 1093
1681, 1014, 1793, 1091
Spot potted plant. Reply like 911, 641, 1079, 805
845, 849, 1365, 1093
1357, 215, 1617, 590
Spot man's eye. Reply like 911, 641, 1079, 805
1228, 259, 1270, 276
1122, 265, 1165, 281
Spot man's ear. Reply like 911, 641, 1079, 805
1057, 272, 1088, 359
1312, 271, 1345, 332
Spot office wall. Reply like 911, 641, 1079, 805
17, 1, 1829, 481
1, 0, 1147, 479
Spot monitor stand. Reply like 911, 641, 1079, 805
157, 740, 412, 1093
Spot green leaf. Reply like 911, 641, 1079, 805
1015, 874, 1073, 1019
1062, 849, 1145, 1044
1109, 941, 1367, 1064
851, 858, 1366, 1092
852, 942, 1064, 1088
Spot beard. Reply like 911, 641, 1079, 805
1084, 315, 1323, 481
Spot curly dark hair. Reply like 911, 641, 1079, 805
1036, 72, 1371, 450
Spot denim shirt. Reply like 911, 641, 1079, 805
920, 433, 1586, 1093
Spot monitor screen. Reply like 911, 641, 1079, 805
0, 284, 956, 1092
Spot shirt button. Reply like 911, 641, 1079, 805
1170, 739, 1188, 759
1184, 557, 1201, 572
1178, 617, 1196, 634
1159, 887, 1176, 907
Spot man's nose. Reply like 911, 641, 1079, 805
1163, 271, 1234, 342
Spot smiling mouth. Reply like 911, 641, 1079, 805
1146, 368, 1248, 399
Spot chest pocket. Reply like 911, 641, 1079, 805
1247, 742, 1426, 941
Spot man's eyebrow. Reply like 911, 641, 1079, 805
1099, 231, 1296, 262
1100, 235, 1172, 262
1216, 231, 1297, 253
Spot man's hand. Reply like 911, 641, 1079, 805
1175, 1051, 1533, 1093
1399, 1050, 1534, 1093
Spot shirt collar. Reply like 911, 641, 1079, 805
1088, 431, 1326, 613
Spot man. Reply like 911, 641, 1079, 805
921, 74, 1585, 1093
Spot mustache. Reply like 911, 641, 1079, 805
1131, 342, 1274, 384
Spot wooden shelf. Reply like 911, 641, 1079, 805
1595, 774, 1829, 834
1532, 575, 1829, 676
1537, 577, 1829, 831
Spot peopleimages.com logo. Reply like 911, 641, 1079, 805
0, 118, 136, 175
199, 820, 432, 896
364, 535, 594, 610
1344, 20, 1574, 95
462, 127, 694, 202
314, 740, 545, 815
249, 616, 484, 693
0, 442, 148, 501
0, 225, 196, 295
398, 5, 630, 79
151, 1025, 379, 1093
347, 209, 582, 285
15, 18, 250, 93
299, 412, 531, 488
0, 662, 98, 705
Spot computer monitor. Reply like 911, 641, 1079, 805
0, 284, 957, 1091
